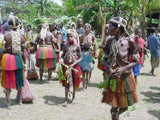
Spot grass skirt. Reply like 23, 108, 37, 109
36, 46, 56, 69
1, 54, 24, 89
102, 72, 138, 108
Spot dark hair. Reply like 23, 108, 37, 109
8, 18, 19, 27
135, 28, 141, 33
109, 21, 125, 33
52, 23, 57, 27
83, 42, 90, 51
27, 24, 32, 28
150, 27, 156, 33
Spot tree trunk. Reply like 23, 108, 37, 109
140, 7, 147, 41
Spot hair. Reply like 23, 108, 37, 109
135, 28, 141, 32
8, 16, 20, 28
83, 42, 91, 51
109, 21, 125, 33
69, 22, 76, 29
150, 27, 156, 33
52, 22, 57, 28
27, 24, 32, 28
84, 23, 92, 29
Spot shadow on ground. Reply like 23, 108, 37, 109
139, 72, 155, 76
150, 86, 160, 91
88, 82, 99, 88
148, 110, 160, 120
28, 79, 49, 84
0, 97, 18, 108
140, 91, 160, 104
43, 95, 72, 105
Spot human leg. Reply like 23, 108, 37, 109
82, 71, 85, 91
72, 71, 76, 103
85, 71, 90, 89
62, 85, 69, 107
5, 89, 11, 109
39, 69, 43, 81
48, 68, 53, 82
17, 88, 22, 105
110, 107, 119, 120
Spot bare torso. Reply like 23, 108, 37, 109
62, 44, 80, 65
36, 31, 55, 46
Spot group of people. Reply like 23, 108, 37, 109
0, 16, 97, 109
0, 14, 160, 120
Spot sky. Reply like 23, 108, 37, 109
52, 0, 62, 6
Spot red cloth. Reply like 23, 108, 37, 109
131, 37, 145, 64
62, 64, 81, 89
5, 71, 16, 89
134, 37, 145, 64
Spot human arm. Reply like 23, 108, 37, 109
92, 35, 97, 58
70, 46, 82, 67
111, 38, 139, 79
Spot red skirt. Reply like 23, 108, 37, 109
62, 64, 81, 90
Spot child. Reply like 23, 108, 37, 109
60, 29, 82, 107
79, 42, 94, 91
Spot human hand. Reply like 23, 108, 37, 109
110, 68, 124, 79
59, 59, 64, 64
23, 64, 26, 71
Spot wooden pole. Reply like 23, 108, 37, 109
101, 13, 106, 42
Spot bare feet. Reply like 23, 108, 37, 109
152, 73, 156, 76
85, 85, 88, 90
19, 99, 22, 106
4, 103, 11, 109
68, 91, 73, 97
48, 79, 52, 83
82, 88, 85, 92
62, 101, 67, 107
39, 78, 43, 81
72, 99, 76, 104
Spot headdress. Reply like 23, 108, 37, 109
40, 23, 49, 41
84, 23, 91, 29
66, 29, 75, 37
7, 15, 20, 29
109, 17, 127, 29
69, 22, 76, 29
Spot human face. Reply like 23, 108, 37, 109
77, 19, 83, 27
105, 26, 109, 35
67, 34, 74, 44
108, 23, 118, 36
52, 24, 57, 30
27, 26, 31, 31
85, 25, 90, 32
135, 29, 142, 37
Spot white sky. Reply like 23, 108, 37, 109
52, 0, 62, 6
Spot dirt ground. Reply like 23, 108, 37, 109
0, 57, 160, 120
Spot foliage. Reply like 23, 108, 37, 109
0, 0, 160, 37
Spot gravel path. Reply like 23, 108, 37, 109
0, 57, 160, 120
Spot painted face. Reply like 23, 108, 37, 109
85, 25, 90, 32
108, 23, 117, 36
67, 34, 74, 43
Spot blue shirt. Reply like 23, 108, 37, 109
61, 27, 66, 44
3, 21, 9, 33
147, 34, 160, 57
